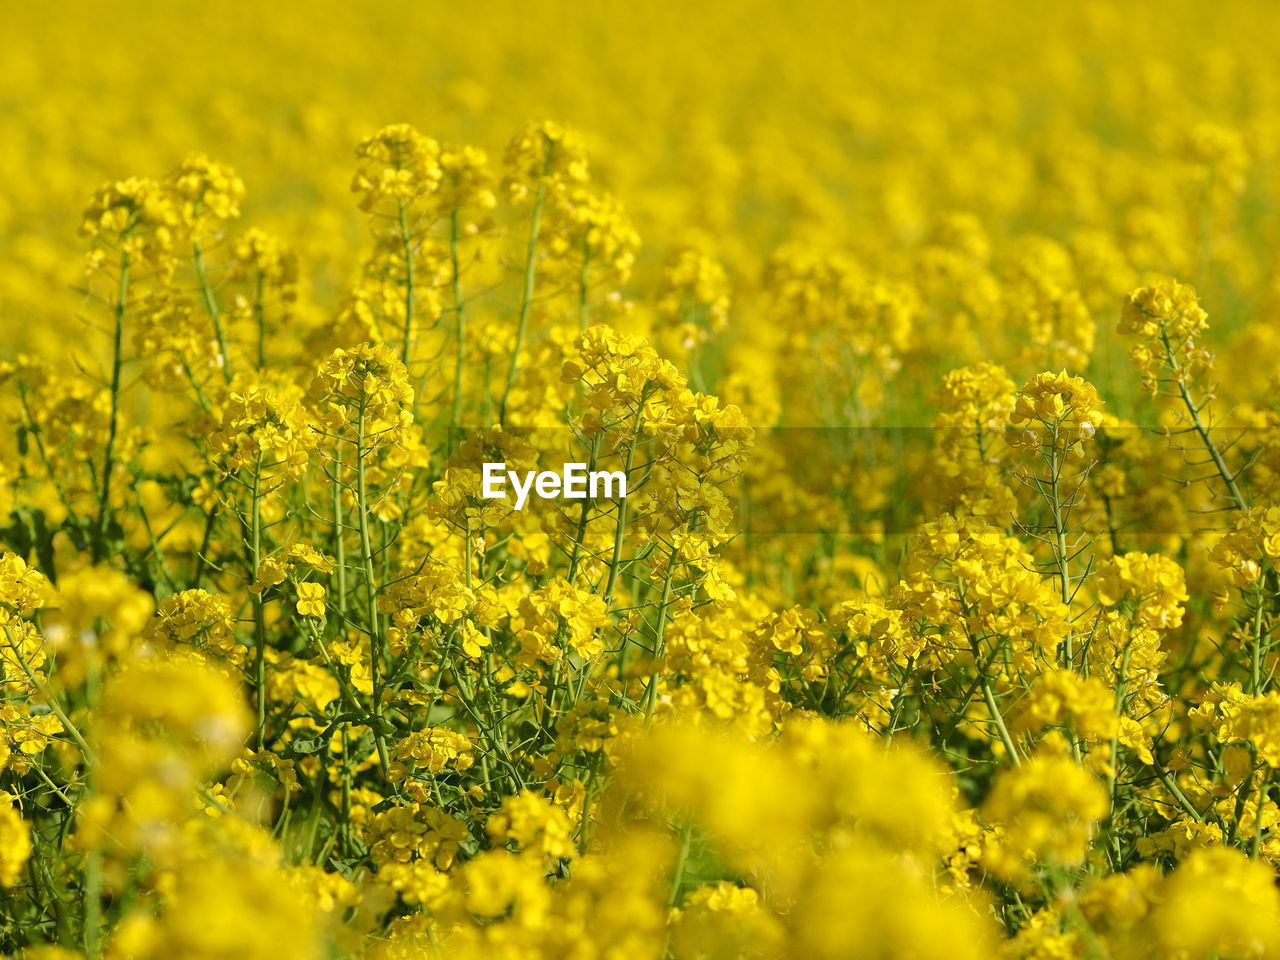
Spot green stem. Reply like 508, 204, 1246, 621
3, 625, 95, 763
449, 208, 468, 436
95, 247, 131, 561
566, 434, 600, 584
193, 240, 232, 381
643, 560, 677, 720
602, 394, 649, 607
982, 678, 1020, 767
254, 269, 267, 368
397, 198, 416, 366
1047, 435, 1076, 670
577, 235, 591, 330
667, 821, 693, 907
250, 458, 267, 749
1154, 761, 1203, 822
1250, 586, 1265, 696
356, 404, 392, 777
1160, 327, 1247, 512
450, 213, 471, 440
500, 179, 547, 424
84, 849, 101, 959
333, 450, 348, 618
1252, 769, 1273, 859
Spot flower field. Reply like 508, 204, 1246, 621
6, 1, 1280, 957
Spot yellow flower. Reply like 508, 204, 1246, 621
981, 749, 1108, 880
295, 582, 327, 618
0, 793, 31, 887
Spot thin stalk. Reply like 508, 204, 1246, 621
566, 433, 601, 584
250, 457, 268, 749
192, 502, 220, 589
193, 240, 232, 380
1154, 761, 1203, 822
667, 821, 693, 907
356, 404, 392, 776
95, 247, 131, 561
1250, 586, 1265, 696
577, 235, 591, 330
643, 560, 677, 720
1046, 434, 1076, 670
1105, 644, 1133, 867
499, 179, 547, 424
449, 208, 468, 434
333, 451, 348, 618
397, 198, 416, 366
1252, 769, 1274, 859
3, 625, 95, 763
1160, 328, 1247, 512
254, 269, 267, 368
982, 678, 1021, 767
84, 849, 101, 959
602, 394, 650, 607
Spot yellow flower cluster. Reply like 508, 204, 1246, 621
1119, 279, 1212, 394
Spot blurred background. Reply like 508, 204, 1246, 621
5, 0, 1280, 422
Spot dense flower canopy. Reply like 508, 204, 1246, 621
5, 1, 1280, 958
